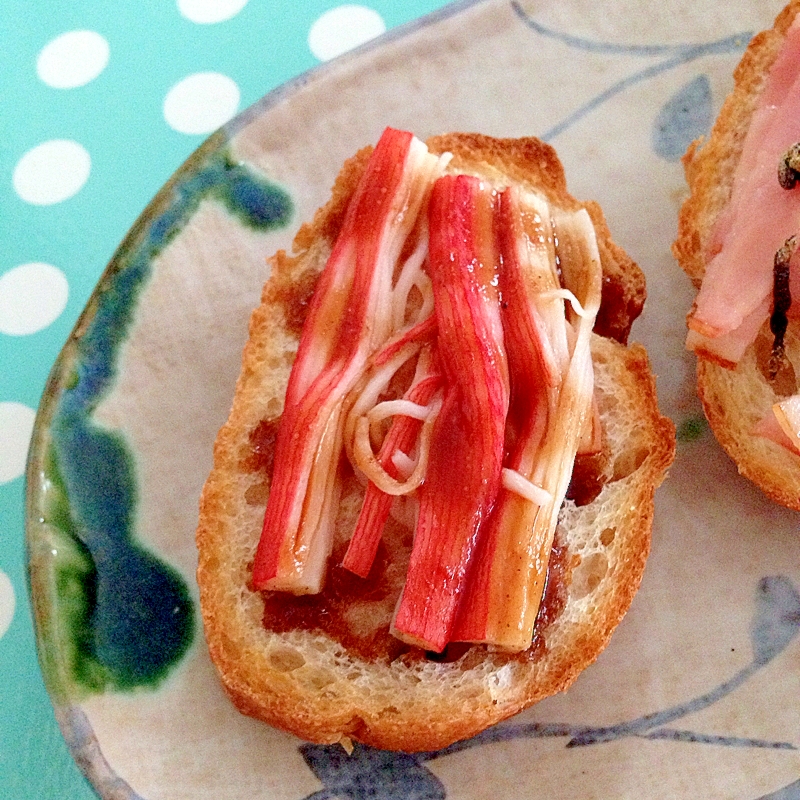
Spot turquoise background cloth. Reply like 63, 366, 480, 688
0, 2, 447, 797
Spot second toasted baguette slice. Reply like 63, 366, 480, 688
674, 0, 800, 509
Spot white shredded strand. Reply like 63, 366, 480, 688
367, 397, 437, 452
538, 288, 588, 318
501, 468, 552, 506
368, 398, 433, 425
437, 151, 454, 172
352, 343, 420, 422
352, 397, 442, 496
392, 230, 429, 330
391, 449, 417, 480
343, 342, 421, 465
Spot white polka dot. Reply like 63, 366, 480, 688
0, 402, 36, 485
0, 571, 15, 640
163, 72, 240, 135
36, 30, 109, 89
0, 263, 69, 336
308, 5, 386, 62
177, 0, 249, 24
13, 140, 91, 205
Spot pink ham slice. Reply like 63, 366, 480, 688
754, 394, 800, 454
688, 17, 800, 364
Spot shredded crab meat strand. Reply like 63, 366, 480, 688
367, 398, 434, 424
366, 399, 440, 463
538, 288, 588, 318
391, 448, 417, 480
501, 468, 552, 506
436, 152, 454, 172
391, 229, 430, 330
352, 396, 443, 496
343, 342, 422, 466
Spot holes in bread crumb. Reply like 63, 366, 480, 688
458, 685, 485, 701
611, 445, 648, 481
571, 552, 609, 599
425, 642, 471, 663
268, 645, 306, 672
301, 668, 335, 690
599, 527, 616, 546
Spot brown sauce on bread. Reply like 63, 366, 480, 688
271, 261, 320, 337
242, 417, 280, 477
259, 537, 412, 663
257, 518, 572, 665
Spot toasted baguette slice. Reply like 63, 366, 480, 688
196, 133, 675, 752
673, 1, 800, 509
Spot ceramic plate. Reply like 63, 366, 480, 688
25, 0, 800, 797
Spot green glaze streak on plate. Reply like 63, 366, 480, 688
677, 414, 708, 443
34, 142, 293, 697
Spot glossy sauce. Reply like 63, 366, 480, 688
259, 535, 413, 663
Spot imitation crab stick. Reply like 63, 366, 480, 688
252, 128, 440, 593
453, 198, 602, 650
253, 130, 603, 653
390, 174, 510, 652
451, 186, 557, 647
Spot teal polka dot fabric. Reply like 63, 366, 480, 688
0, 3, 446, 797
